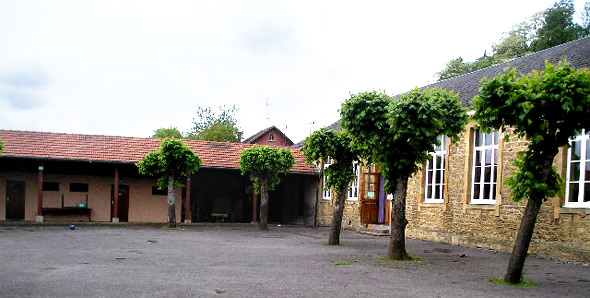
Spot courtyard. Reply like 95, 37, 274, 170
0, 224, 588, 297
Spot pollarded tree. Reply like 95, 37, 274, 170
137, 138, 202, 228
239, 146, 295, 230
473, 60, 590, 284
341, 89, 467, 260
303, 128, 358, 245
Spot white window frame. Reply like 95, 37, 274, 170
425, 135, 446, 204
471, 129, 499, 204
322, 157, 332, 200
347, 161, 360, 201
564, 130, 590, 208
269, 133, 275, 142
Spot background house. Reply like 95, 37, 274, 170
243, 126, 294, 147
0, 131, 319, 225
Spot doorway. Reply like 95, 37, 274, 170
6, 180, 25, 220
111, 184, 129, 222
360, 173, 380, 224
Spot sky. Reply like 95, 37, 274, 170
0, 0, 582, 143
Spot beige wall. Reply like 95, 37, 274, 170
1, 172, 180, 223
317, 121, 590, 264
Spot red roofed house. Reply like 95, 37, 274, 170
0, 130, 319, 225
243, 126, 294, 147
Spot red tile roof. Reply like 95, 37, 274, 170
0, 130, 318, 174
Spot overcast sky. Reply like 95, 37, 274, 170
0, 0, 580, 143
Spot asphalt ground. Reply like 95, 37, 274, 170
0, 224, 588, 298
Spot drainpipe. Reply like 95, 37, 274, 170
36, 164, 44, 223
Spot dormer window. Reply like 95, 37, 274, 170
269, 133, 275, 142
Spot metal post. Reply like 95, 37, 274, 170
36, 164, 44, 222
113, 169, 119, 222
184, 176, 191, 224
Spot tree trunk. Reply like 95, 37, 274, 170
167, 175, 176, 228
504, 154, 555, 284
328, 185, 348, 245
388, 176, 409, 260
259, 179, 269, 231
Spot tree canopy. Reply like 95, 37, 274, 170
187, 105, 243, 142
303, 128, 358, 245
473, 60, 590, 284
0, 139, 4, 153
239, 146, 294, 230
436, 0, 589, 81
341, 89, 467, 260
152, 127, 183, 139
137, 138, 202, 227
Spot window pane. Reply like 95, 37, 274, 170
440, 185, 445, 201
571, 141, 582, 161
493, 149, 498, 165
427, 159, 433, 170
434, 185, 440, 199
475, 130, 481, 146
441, 169, 445, 185
427, 171, 433, 185
427, 184, 433, 199
570, 162, 580, 181
584, 183, 590, 202
475, 151, 481, 165
485, 149, 492, 165
483, 184, 491, 200
436, 156, 443, 171
474, 166, 481, 182
568, 183, 579, 202
473, 183, 480, 200
493, 131, 499, 145
491, 184, 496, 200
484, 166, 492, 183
585, 162, 590, 183
492, 166, 497, 183
436, 168, 442, 184
485, 132, 492, 145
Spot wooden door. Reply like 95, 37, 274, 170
6, 180, 25, 220
360, 173, 380, 224
111, 185, 129, 222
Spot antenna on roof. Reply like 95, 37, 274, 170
265, 98, 271, 126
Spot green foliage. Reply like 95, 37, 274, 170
530, 0, 587, 52
0, 138, 3, 153
239, 146, 295, 193
341, 89, 467, 193
437, 0, 589, 81
137, 138, 202, 189
187, 105, 243, 142
473, 60, 590, 202
490, 278, 537, 287
152, 127, 183, 139
302, 129, 357, 195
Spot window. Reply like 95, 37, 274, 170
322, 157, 333, 200
471, 129, 499, 204
425, 135, 446, 203
42, 182, 59, 191
269, 133, 275, 142
347, 161, 360, 200
151, 186, 168, 196
565, 130, 590, 208
70, 183, 89, 192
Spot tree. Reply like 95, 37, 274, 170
0, 139, 3, 153
187, 105, 243, 142
493, 21, 533, 61
530, 0, 587, 51
137, 138, 202, 228
437, 54, 496, 81
341, 89, 467, 260
239, 146, 295, 230
473, 60, 590, 284
303, 128, 358, 245
152, 127, 183, 139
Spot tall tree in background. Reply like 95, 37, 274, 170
152, 127, 183, 139
473, 61, 590, 284
303, 128, 358, 245
531, 0, 587, 51
341, 89, 467, 260
437, 0, 589, 81
187, 105, 243, 142
137, 139, 202, 228
239, 146, 295, 230
0, 139, 4, 153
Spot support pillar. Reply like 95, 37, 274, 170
112, 169, 119, 223
252, 193, 258, 223
184, 176, 191, 224
36, 164, 44, 223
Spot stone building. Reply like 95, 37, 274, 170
317, 37, 590, 264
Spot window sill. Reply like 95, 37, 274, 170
420, 202, 444, 207
559, 207, 590, 215
465, 204, 496, 210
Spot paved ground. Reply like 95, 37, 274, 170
0, 224, 588, 298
